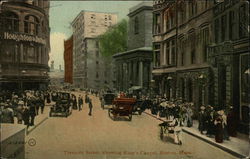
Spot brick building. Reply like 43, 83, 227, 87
64, 35, 73, 84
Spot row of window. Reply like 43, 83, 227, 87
0, 41, 47, 64
0, 11, 46, 36
154, 26, 210, 67
214, 4, 248, 43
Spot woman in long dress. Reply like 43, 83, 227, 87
214, 111, 223, 143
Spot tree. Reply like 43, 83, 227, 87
98, 19, 127, 57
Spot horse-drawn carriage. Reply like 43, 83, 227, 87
49, 92, 72, 117
108, 97, 136, 121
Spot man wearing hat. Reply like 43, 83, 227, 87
16, 101, 24, 124
198, 106, 206, 134
0, 103, 14, 123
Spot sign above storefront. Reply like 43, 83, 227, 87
1, 32, 46, 45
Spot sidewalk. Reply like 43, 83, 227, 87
13, 103, 52, 135
143, 110, 249, 158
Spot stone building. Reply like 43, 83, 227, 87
64, 35, 73, 84
152, 0, 214, 113
71, 11, 117, 90
0, 0, 50, 91
207, 0, 249, 133
113, 2, 153, 92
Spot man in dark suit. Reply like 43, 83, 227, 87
88, 98, 93, 116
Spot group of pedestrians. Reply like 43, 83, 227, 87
198, 105, 237, 143
0, 90, 49, 128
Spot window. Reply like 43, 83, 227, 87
165, 41, 170, 65
153, 13, 161, 34
214, 19, 220, 43
108, 15, 112, 20
23, 43, 39, 63
96, 51, 99, 57
96, 61, 99, 65
0, 12, 19, 32
154, 44, 160, 67
221, 15, 227, 41
229, 11, 235, 40
170, 40, 176, 65
239, 4, 248, 38
201, 27, 209, 62
96, 72, 99, 78
191, 49, 196, 64
24, 15, 40, 35
134, 17, 139, 34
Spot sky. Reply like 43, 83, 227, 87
49, 1, 144, 70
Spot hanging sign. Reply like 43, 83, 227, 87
2, 32, 46, 45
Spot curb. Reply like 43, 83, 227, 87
143, 111, 247, 159
182, 128, 247, 159
27, 116, 48, 135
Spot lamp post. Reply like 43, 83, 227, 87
198, 74, 206, 105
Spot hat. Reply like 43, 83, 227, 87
18, 101, 24, 105
200, 106, 205, 110
13, 95, 18, 98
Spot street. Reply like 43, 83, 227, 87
25, 92, 237, 159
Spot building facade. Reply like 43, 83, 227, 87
152, 0, 214, 113
64, 35, 73, 84
0, 0, 50, 91
71, 11, 117, 90
113, 2, 153, 92
207, 0, 249, 133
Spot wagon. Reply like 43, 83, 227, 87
108, 97, 136, 121
49, 92, 72, 117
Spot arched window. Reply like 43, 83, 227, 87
0, 11, 19, 32
134, 16, 139, 34
24, 15, 40, 35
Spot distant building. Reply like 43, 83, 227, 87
0, 0, 50, 91
71, 10, 118, 90
64, 35, 73, 84
113, 2, 153, 92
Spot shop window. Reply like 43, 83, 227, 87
0, 11, 19, 32
24, 15, 40, 35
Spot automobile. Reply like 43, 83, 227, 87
49, 92, 72, 117
101, 91, 116, 109
108, 97, 136, 121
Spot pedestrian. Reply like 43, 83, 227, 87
78, 95, 83, 111
88, 98, 93, 116
72, 95, 77, 110
214, 110, 224, 143
221, 110, 229, 140
22, 106, 30, 128
198, 106, 206, 134
185, 104, 193, 127
170, 115, 183, 145
39, 93, 45, 114
206, 106, 215, 137
27, 96, 37, 126
85, 94, 89, 104
0, 103, 14, 123
227, 106, 238, 137
16, 101, 24, 124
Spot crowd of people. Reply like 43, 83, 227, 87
0, 90, 49, 128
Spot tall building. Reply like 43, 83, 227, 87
207, 0, 249, 133
0, 0, 50, 91
152, 0, 214, 113
71, 10, 117, 90
113, 1, 153, 92
64, 35, 73, 84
